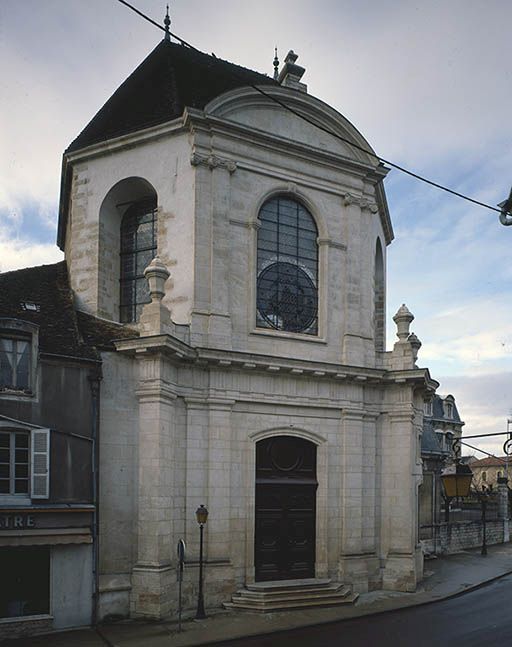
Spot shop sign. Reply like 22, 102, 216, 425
0, 514, 35, 529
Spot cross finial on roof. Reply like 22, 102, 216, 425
273, 47, 279, 80
164, 4, 171, 41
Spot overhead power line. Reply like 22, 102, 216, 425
117, 0, 509, 218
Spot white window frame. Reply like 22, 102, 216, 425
0, 420, 50, 502
0, 319, 39, 399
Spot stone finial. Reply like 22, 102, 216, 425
164, 5, 171, 41
140, 257, 173, 336
393, 304, 414, 341
144, 256, 170, 302
277, 50, 307, 92
408, 332, 422, 364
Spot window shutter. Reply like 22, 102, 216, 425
31, 429, 50, 499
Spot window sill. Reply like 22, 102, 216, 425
250, 328, 327, 344
0, 388, 34, 398
0, 496, 31, 507
0, 613, 52, 625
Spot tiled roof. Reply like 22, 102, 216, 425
0, 262, 138, 360
0, 261, 97, 360
76, 310, 138, 351
66, 39, 277, 154
470, 456, 509, 467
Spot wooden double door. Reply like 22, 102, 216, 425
254, 436, 317, 582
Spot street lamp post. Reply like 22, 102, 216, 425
195, 504, 209, 620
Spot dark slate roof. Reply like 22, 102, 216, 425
0, 262, 97, 360
421, 418, 444, 455
433, 394, 462, 423
67, 39, 277, 153
0, 262, 138, 360
76, 310, 138, 351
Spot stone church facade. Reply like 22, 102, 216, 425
56, 37, 438, 619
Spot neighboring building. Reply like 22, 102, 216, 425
0, 264, 99, 639
3, 30, 440, 624
470, 456, 510, 490
419, 394, 465, 545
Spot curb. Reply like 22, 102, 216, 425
169, 567, 512, 647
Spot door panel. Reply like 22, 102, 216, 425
255, 483, 316, 581
255, 436, 318, 582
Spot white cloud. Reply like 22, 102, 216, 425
438, 372, 512, 457
0, 234, 63, 273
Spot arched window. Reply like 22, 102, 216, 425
119, 198, 157, 323
256, 196, 318, 335
374, 239, 385, 351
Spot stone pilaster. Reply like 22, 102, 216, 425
379, 399, 423, 592
208, 165, 234, 348
338, 408, 368, 591
497, 476, 509, 520
131, 355, 177, 619
341, 196, 364, 365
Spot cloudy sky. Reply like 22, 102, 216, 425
1, 1, 511, 455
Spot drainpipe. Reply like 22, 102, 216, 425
88, 367, 102, 626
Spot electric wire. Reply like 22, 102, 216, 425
117, 0, 508, 217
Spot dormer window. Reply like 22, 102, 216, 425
0, 334, 31, 392
424, 401, 433, 416
445, 402, 453, 418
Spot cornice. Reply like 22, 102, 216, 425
187, 109, 377, 181
64, 116, 188, 164
114, 333, 440, 389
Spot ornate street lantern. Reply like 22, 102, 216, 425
441, 462, 473, 498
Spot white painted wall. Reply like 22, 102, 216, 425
51, 544, 93, 629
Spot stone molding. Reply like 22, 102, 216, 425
343, 192, 379, 213
115, 336, 437, 392
317, 237, 347, 251
248, 425, 327, 446
190, 152, 237, 173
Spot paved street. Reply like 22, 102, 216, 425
214, 574, 512, 647
3, 544, 512, 647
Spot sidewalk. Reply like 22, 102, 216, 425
5, 543, 512, 647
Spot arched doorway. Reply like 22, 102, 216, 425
255, 436, 317, 581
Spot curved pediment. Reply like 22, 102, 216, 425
205, 86, 379, 168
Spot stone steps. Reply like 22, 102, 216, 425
224, 578, 359, 612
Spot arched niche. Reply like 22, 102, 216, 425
98, 177, 157, 321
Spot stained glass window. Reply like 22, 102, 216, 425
119, 199, 157, 323
257, 197, 318, 334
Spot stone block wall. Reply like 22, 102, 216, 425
421, 520, 508, 555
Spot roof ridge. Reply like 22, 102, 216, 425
0, 259, 65, 279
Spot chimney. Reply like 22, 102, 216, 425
278, 50, 307, 93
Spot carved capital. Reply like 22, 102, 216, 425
343, 193, 378, 213
190, 152, 237, 173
